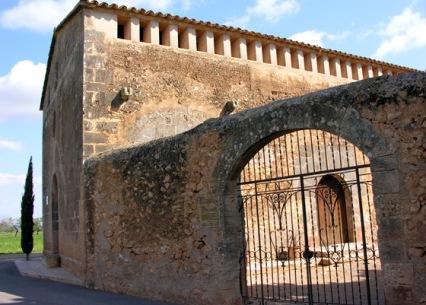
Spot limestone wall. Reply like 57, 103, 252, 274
42, 10, 85, 276
82, 8, 352, 159
83, 73, 426, 305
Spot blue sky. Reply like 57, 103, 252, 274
0, 0, 425, 219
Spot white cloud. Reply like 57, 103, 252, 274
225, 0, 299, 28
0, 0, 76, 32
0, 173, 41, 187
0, 0, 193, 32
290, 30, 326, 46
247, 0, 299, 22
289, 30, 349, 47
0, 173, 25, 186
0, 173, 42, 218
0, 60, 46, 121
373, 8, 426, 59
0, 139, 23, 151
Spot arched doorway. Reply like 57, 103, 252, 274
239, 129, 383, 305
316, 175, 350, 246
51, 174, 60, 265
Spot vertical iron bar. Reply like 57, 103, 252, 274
316, 130, 323, 171
262, 146, 269, 180
289, 186, 299, 300
296, 131, 304, 175
337, 136, 343, 169
289, 132, 296, 176
336, 188, 348, 305
278, 137, 286, 178
308, 183, 321, 303
322, 131, 330, 170
303, 130, 310, 173
344, 139, 350, 169
260, 189, 270, 299
322, 184, 335, 304
271, 190, 282, 300
246, 196, 254, 298
330, 133, 337, 169
265, 189, 275, 299
356, 168, 372, 305
309, 130, 316, 172
254, 183, 265, 304
300, 177, 314, 305
258, 150, 263, 181
251, 195, 260, 299
283, 190, 292, 299
294, 190, 306, 298
349, 182, 364, 305
273, 140, 279, 179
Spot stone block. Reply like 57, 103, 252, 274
384, 262, 414, 287
371, 155, 398, 172
95, 69, 112, 84
85, 55, 106, 69
83, 144, 94, 157
84, 132, 108, 144
380, 240, 407, 261
95, 144, 111, 153
83, 120, 93, 131
374, 193, 403, 218
385, 286, 413, 305
372, 170, 400, 194
85, 82, 106, 92
95, 121, 118, 133
379, 217, 405, 237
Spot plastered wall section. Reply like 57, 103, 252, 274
42, 11, 85, 276
83, 73, 426, 305
82, 9, 350, 159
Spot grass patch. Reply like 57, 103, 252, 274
0, 232, 43, 254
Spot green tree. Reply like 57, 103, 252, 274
21, 157, 34, 260
33, 217, 43, 235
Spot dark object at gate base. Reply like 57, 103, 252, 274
276, 250, 289, 261
302, 250, 314, 260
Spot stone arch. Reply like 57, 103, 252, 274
214, 98, 399, 304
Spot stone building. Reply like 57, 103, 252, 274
40, 1, 425, 305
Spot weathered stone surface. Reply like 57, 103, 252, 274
41, 10, 85, 278
40, 5, 426, 305
82, 73, 425, 305
82, 25, 350, 159
83, 132, 108, 144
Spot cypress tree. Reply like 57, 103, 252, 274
21, 157, 34, 260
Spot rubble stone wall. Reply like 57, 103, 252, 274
83, 73, 426, 305
82, 8, 349, 159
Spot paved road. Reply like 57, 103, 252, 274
0, 259, 174, 305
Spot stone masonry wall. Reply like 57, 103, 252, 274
82, 8, 349, 159
42, 10, 85, 276
83, 73, 425, 305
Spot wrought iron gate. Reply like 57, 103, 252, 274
239, 130, 384, 305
